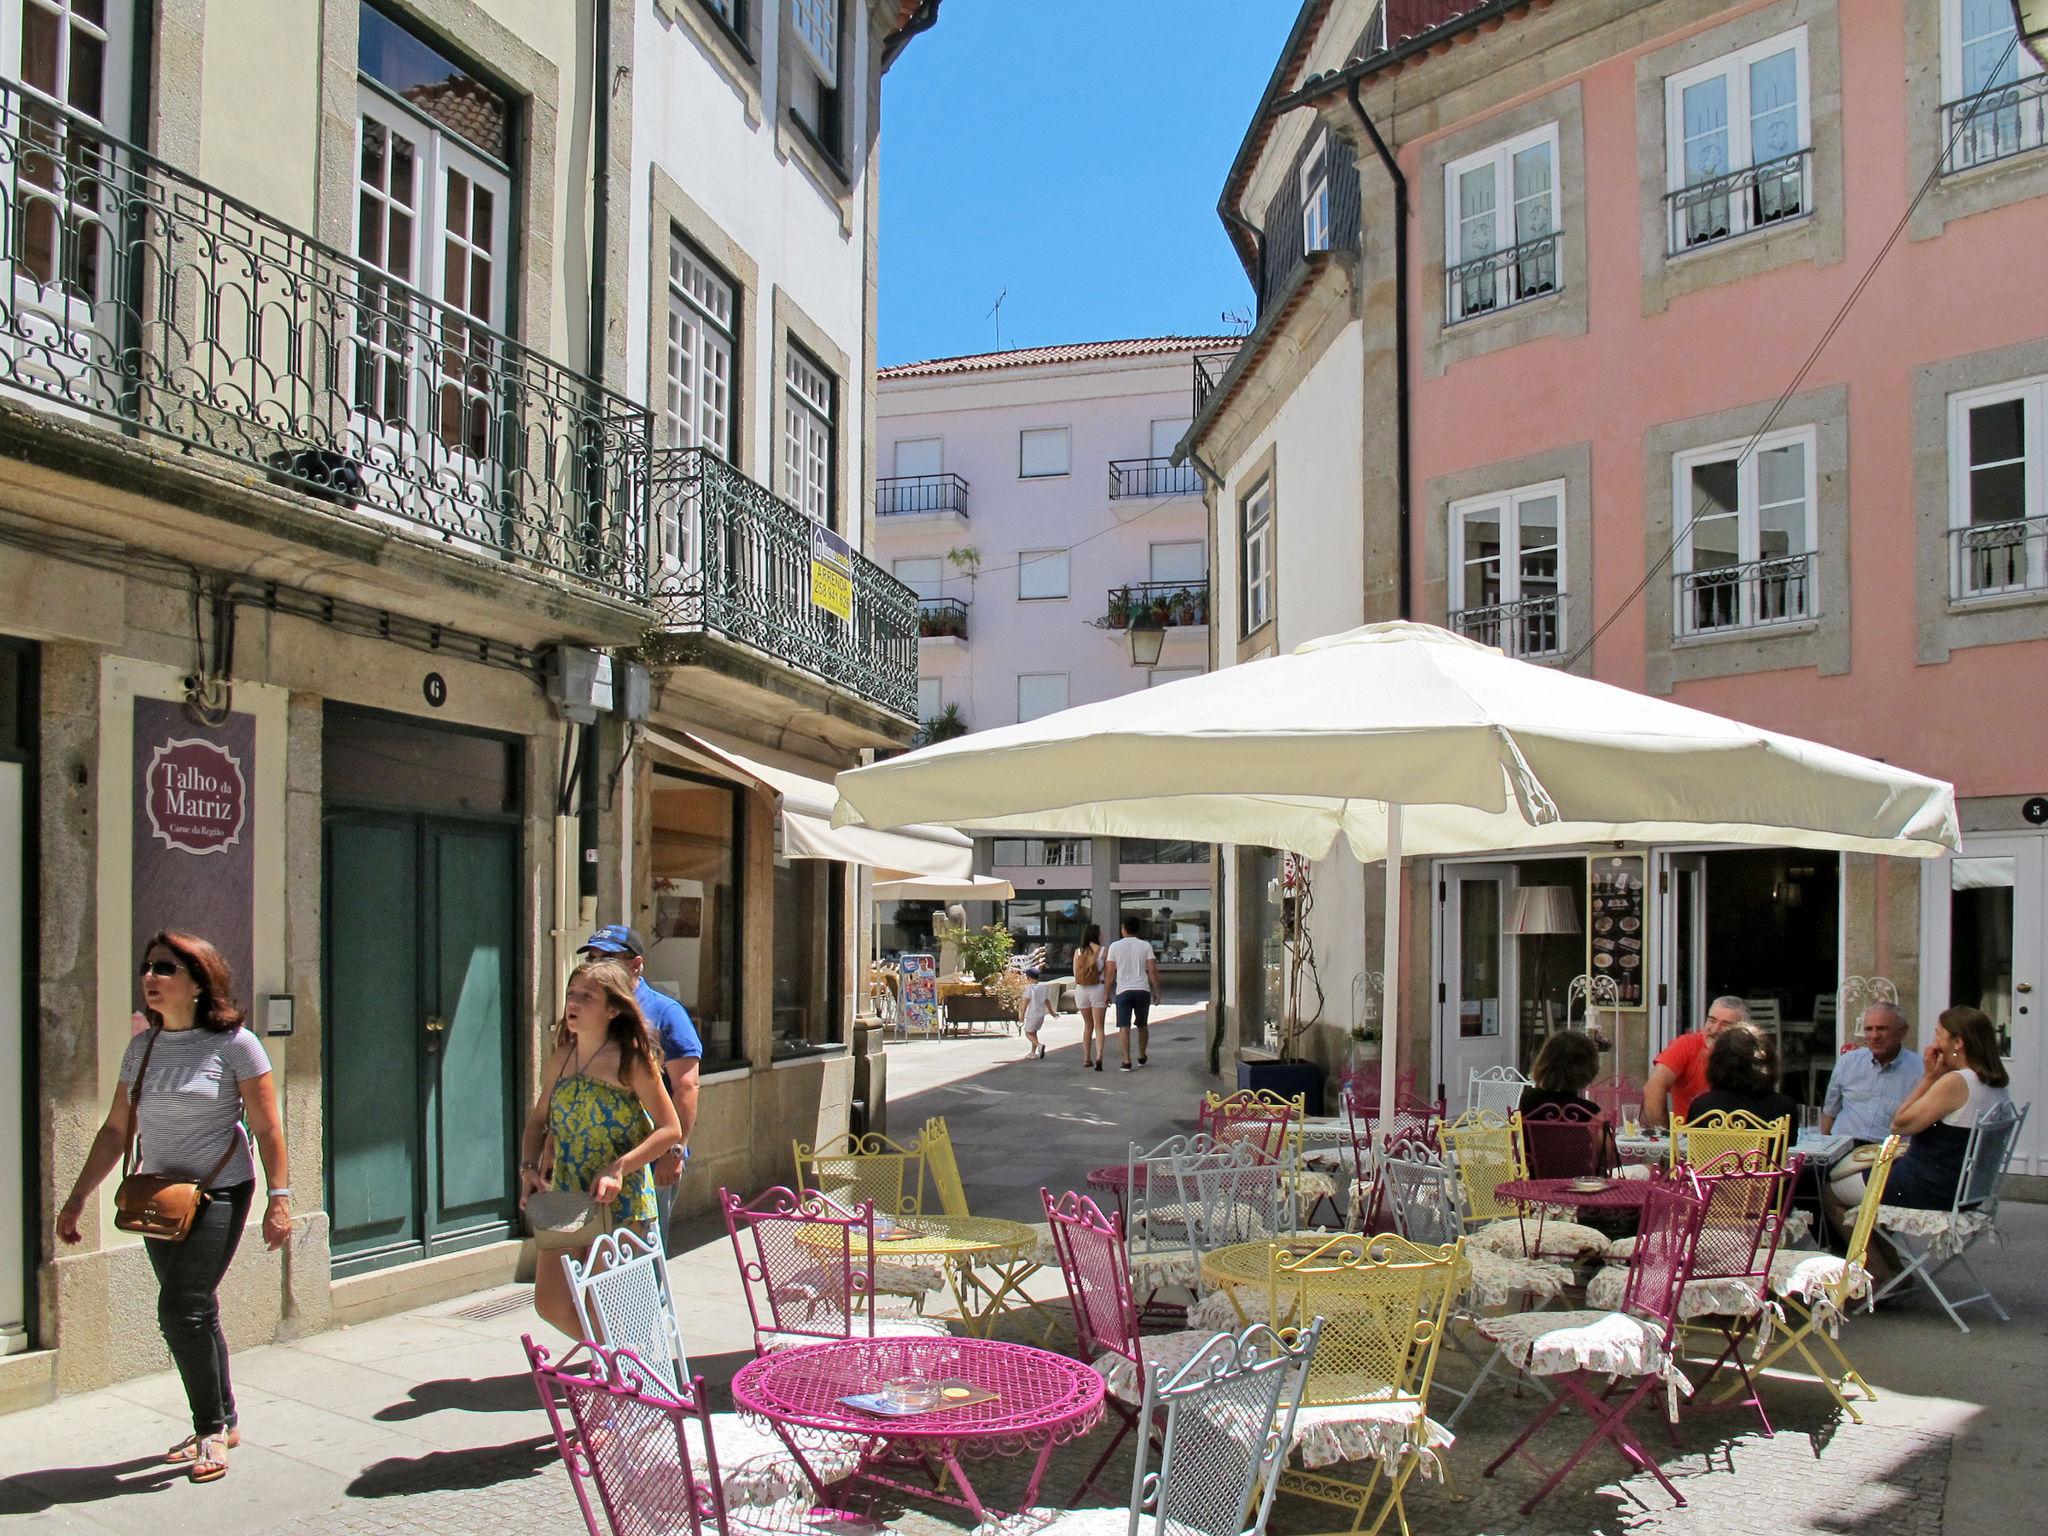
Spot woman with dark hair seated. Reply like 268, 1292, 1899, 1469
1686, 1024, 1797, 1128
1519, 1029, 1602, 1117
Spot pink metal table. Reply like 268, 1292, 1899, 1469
731, 1335, 1105, 1526
1495, 1176, 1651, 1212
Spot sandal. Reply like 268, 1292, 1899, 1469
167, 1428, 240, 1464
188, 1433, 230, 1484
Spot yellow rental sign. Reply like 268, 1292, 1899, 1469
811, 524, 854, 622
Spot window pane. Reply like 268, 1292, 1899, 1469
772, 858, 841, 1055
1150, 541, 1207, 583
1748, 48, 1801, 162
1757, 441, 1807, 558
1960, 0, 2020, 94
1968, 397, 2026, 469
1150, 418, 1190, 458
1517, 494, 1561, 593
1020, 427, 1070, 477
1681, 76, 1730, 181
359, 4, 510, 160
893, 557, 942, 598
1458, 503, 1503, 608
1120, 888, 1212, 971
1000, 896, 1091, 972
1456, 163, 1497, 255
893, 437, 942, 477
1687, 459, 1741, 569
649, 772, 742, 1064
1017, 673, 1068, 721
1511, 143, 1553, 239
1019, 549, 1069, 599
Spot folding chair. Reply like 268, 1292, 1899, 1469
1872, 1099, 2029, 1332
1671, 1107, 1791, 1171
1520, 1101, 1612, 1179
1480, 1175, 1711, 1513
1442, 1109, 1608, 1265
920, 1115, 1056, 1336
1585, 1075, 1644, 1122
1731, 1136, 1901, 1422
1124, 1132, 1220, 1320
793, 1131, 938, 1309
1468, 1065, 1533, 1119
718, 1185, 951, 1354
1171, 1135, 1298, 1259
561, 1229, 691, 1393
1345, 1093, 1441, 1232
1269, 1232, 1463, 1536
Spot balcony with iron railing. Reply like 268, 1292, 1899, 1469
875, 471, 969, 522
917, 595, 969, 643
1449, 593, 1565, 659
0, 76, 649, 606
1108, 456, 1202, 499
1674, 552, 1816, 638
1101, 579, 1210, 630
1951, 515, 2048, 601
1444, 233, 1561, 325
1665, 148, 1811, 256
1192, 349, 1236, 417
1940, 73, 2048, 175
648, 447, 917, 721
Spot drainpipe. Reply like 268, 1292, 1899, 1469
579, 1, 614, 916
1346, 78, 1412, 622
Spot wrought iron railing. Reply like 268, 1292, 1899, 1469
1103, 579, 1210, 629
1674, 552, 1815, 638
1449, 593, 1564, 658
0, 76, 649, 603
1108, 456, 1201, 498
1951, 516, 2048, 600
649, 447, 916, 718
1444, 232, 1561, 324
1941, 73, 2048, 175
1666, 148, 1811, 256
917, 595, 968, 640
1192, 349, 1235, 416
876, 471, 969, 518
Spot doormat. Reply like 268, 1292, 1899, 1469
445, 1291, 531, 1322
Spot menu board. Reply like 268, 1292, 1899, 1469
1586, 854, 1647, 1011
899, 953, 942, 1034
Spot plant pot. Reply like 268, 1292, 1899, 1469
1236, 1056, 1324, 1107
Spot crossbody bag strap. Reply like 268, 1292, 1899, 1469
122, 1027, 163, 1181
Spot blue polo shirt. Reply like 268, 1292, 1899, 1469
1822, 1046, 1917, 1141
636, 978, 702, 1064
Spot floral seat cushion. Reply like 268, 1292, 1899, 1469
1584, 1264, 1763, 1319
1288, 1398, 1454, 1476
1090, 1328, 1220, 1406
1468, 1218, 1610, 1261
1474, 1309, 1682, 1385
696, 1413, 858, 1506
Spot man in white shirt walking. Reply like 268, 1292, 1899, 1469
1104, 918, 1162, 1072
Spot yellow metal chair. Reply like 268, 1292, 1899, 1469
1438, 1110, 1527, 1228
794, 1132, 938, 1311
916, 1115, 1059, 1338
1732, 1135, 1902, 1423
1671, 1108, 1791, 1171
917, 1115, 972, 1218
1267, 1232, 1462, 1536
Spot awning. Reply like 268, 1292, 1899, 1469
871, 872, 1016, 901
644, 729, 971, 877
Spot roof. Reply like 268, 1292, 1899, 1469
879, 336, 1243, 381
1274, 0, 1545, 114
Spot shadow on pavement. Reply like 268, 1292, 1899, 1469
0, 1455, 185, 1512
343, 1435, 560, 1498
373, 1371, 541, 1421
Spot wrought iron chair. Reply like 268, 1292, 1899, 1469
1468, 1064, 1533, 1119
1479, 1174, 1711, 1514
1585, 1075, 1644, 1122
1267, 1232, 1463, 1536
1124, 1132, 1217, 1319
792, 1132, 940, 1309
1344, 1093, 1442, 1232
719, 1185, 951, 1354
1170, 1136, 1298, 1260
1519, 1101, 1612, 1180
1439, 1109, 1527, 1232
1873, 1099, 2030, 1331
921, 1114, 1056, 1337
1731, 1135, 1902, 1422
1670, 1107, 1791, 1171
561, 1229, 691, 1395
1201, 1088, 1337, 1225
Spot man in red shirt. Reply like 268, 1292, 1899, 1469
1643, 997, 1750, 1127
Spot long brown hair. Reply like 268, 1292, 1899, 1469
141, 930, 245, 1032
1937, 1005, 2010, 1088
556, 959, 660, 1081
1531, 1029, 1599, 1094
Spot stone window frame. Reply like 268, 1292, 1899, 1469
1236, 443, 1278, 660
652, 1, 764, 125
769, 287, 854, 536
1633, 0, 1845, 317
649, 167, 760, 469
776, 0, 862, 229
1641, 383, 1850, 693
1419, 82, 1587, 379
1913, 336, 2048, 664
1422, 443, 1592, 674
1905, 0, 2048, 240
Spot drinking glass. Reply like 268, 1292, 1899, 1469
1619, 1105, 1642, 1139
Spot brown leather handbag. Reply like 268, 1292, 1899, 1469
112, 1029, 243, 1242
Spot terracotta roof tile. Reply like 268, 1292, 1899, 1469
879, 336, 1243, 381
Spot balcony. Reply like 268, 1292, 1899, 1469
648, 447, 917, 724
1941, 74, 2048, 175
1108, 457, 1201, 499
1101, 580, 1210, 631
917, 595, 969, 644
1665, 148, 1811, 256
0, 77, 648, 607
1192, 349, 1235, 417
1445, 233, 1561, 325
1674, 552, 1815, 638
1449, 594, 1565, 659
1951, 516, 2048, 601
876, 471, 970, 526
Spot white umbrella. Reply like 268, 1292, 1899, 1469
870, 872, 1016, 901
834, 623, 1959, 1109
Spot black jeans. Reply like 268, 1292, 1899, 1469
144, 1180, 253, 1436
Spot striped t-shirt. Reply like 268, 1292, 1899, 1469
119, 1026, 272, 1186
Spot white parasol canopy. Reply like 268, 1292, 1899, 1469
834, 623, 1960, 1109
870, 872, 1016, 901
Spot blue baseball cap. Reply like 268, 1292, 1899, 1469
579, 924, 645, 958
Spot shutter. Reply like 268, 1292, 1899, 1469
1330, 137, 1362, 251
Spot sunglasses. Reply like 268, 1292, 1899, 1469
139, 958, 187, 978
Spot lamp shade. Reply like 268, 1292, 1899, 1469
1506, 885, 1579, 936
1128, 611, 1166, 668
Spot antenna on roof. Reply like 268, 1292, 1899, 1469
986, 289, 1007, 351
1221, 307, 1252, 335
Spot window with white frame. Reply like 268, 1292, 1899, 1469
1665, 28, 1810, 254
1147, 667, 1202, 689
782, 343, 834, 525
1020, 426, 1070, 478
1017, 672, 1069, 723
1241, 475, 1272, 634
1444, 124, 1560, 323
664, 234, 735, 460
1300, 133, 1331, 254
1948, 376, 2047, 599
788, 0, 844, 158
1150, 541, 1207, 584
1672, 428, 1817, 636
1940, 0, 2047, 174
916, 676, 942, 721
893, 556, 942, 600
1018, 548, 1069, 600
1448, 483, 1565, 658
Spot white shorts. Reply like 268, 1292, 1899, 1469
1074, 983, 1107, 1009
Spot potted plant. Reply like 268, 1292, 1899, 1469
917, 703, 968, 746
1172, 587, 1198, 625
1150, 593, 1172, 625
1105, 586, 1133, 629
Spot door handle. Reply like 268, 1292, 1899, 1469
2017, 982, 2033, 994
425, 1015, 448, 1050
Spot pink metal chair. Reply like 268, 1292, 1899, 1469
1520, 1102, 1613, 1180
1479, 1173, 1710, 1514
1585, 1075, 1643, 1121
1345, 1094, 1442, 1232
1198, 1092, 1298, 1163
1677, 1150, 1802, 1435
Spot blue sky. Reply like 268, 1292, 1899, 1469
878, 1, 1291, 366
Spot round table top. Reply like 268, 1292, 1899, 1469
1195, 1231, 1471, 1295
731, 1336, 1104, 1442
1299, 1117, 1365, 1142
1085, 1164, 1145, 1193
1495, 1175, 1651, 1210
862, 1215, 1038, 1259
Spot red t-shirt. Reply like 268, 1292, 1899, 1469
1655, 1030, 1714, 1118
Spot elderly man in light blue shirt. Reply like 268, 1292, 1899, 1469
1821, 1002, 1917, 1142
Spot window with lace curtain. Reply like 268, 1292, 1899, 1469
1664, 28, 1810, 253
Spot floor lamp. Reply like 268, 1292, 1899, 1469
1506, 887, 1580, 1048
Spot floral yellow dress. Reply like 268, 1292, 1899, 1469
549, 1070, 657, 1233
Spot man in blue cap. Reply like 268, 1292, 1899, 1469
580, 924, 699, 1251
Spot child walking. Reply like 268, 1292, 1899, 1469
1019, 967, 1054, 1061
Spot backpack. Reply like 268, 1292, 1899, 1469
1074, 944, 1101, 986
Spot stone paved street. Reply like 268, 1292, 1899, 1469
2, 1009, 2041, 1535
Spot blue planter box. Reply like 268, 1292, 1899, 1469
1235, 1056, 1324, 1108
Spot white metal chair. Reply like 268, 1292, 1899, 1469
1467, 1065, 1532, 1119
1872, 1100, 2029, 1331
1744, 996, 1784, 1059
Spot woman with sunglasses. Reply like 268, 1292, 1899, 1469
56, 932, 289, 1485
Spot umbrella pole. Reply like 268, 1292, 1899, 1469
1379, 803, 1403, 1115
